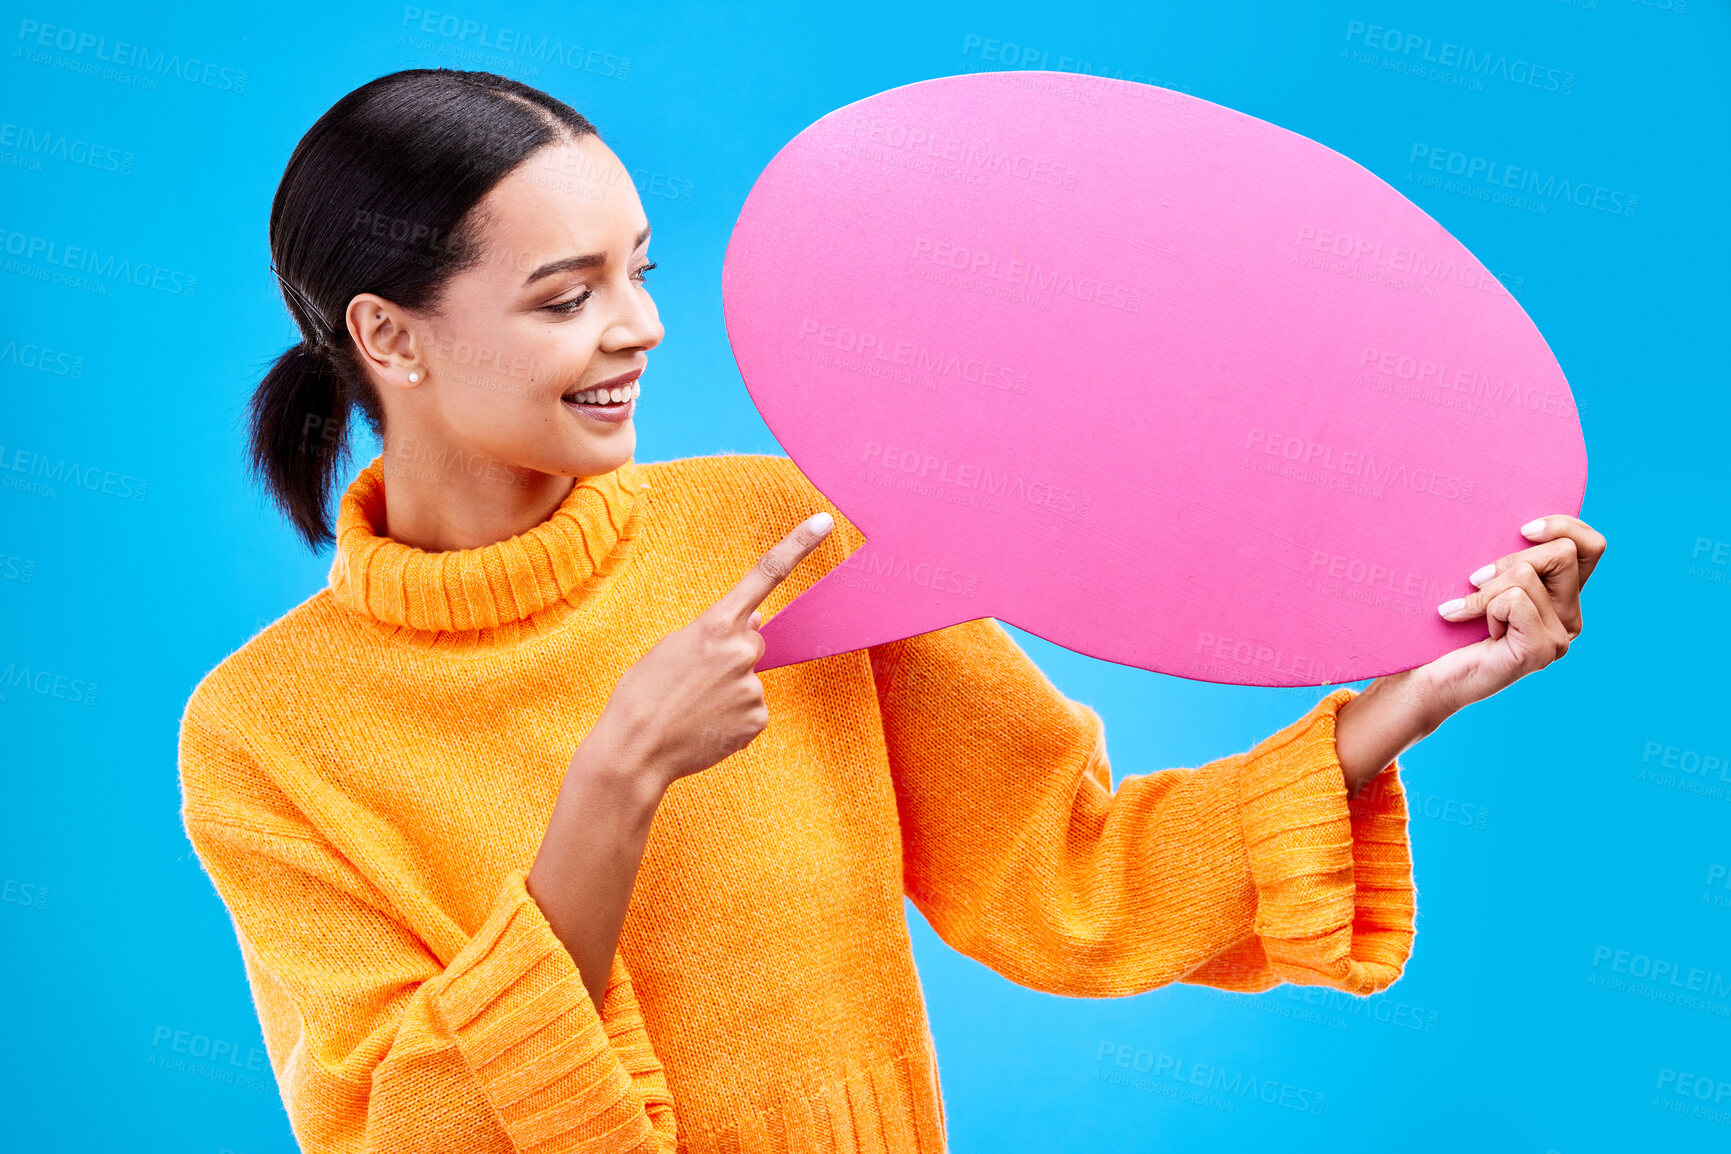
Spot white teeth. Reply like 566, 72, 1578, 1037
566, 379, 641, 405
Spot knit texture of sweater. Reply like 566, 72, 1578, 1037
178, 451, 1418, 1154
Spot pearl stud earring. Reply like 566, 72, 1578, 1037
407, 371, 421, 383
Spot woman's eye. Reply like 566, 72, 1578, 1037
545, 290, 592, 315
544, 264, 655, 315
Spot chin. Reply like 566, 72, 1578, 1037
565, 436, 635, 478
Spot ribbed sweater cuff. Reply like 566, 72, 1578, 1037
431, 869, 665, 1154
1237, 687, 1417, 996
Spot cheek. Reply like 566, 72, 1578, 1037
432, 387, 512, 442
551, 324, 604, 375
430, 366, 542, 437
515, 319, 598, 392
428, 309, 598, 415
441, 328, 562, 406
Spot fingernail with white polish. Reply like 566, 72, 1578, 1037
1437, 598, 1465, 616
808, 512, 833, 533
1468, 563, 1496, 586
1520, 518, 1546, 537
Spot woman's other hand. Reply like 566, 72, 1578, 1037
1424, 513, 1607, 711
1335, 514, 1607, 794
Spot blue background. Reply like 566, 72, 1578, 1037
3, 1, 1727, 1151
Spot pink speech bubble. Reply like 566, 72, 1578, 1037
723, 71, 1587, 686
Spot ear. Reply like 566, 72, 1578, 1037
347, 292, 426, 392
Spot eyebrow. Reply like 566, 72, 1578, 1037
522, 224, 652, 287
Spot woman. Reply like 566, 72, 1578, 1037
178, 69, 1604, 1154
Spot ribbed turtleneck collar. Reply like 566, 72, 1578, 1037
327, 454, 649, 632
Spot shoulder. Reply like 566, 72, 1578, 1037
635, 452, 824, 508
630, 452, 867, 603
177, 593, 351, 820
633, 451, 866, 550
188, 588, 361, 707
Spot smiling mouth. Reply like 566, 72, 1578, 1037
562, 379, 641, 407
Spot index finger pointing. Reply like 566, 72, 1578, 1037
716, 511, 835, 625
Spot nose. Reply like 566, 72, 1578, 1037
601, 274, 664, 355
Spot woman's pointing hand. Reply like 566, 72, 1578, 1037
596, 511, 835, 792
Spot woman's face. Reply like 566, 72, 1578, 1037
371, 134, 663, 482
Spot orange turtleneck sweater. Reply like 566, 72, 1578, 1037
177, 451, 1417, 1154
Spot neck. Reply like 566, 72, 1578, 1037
378, 440, 578, 552
327, 451, 647, 633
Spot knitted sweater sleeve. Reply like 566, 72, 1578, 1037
869, 617, 1417, 998
178, 710, 678, 1154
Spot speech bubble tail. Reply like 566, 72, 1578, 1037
756, 544, 986, 671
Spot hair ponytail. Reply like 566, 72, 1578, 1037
248, 67, 601, 550
247, 342, 357, 550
